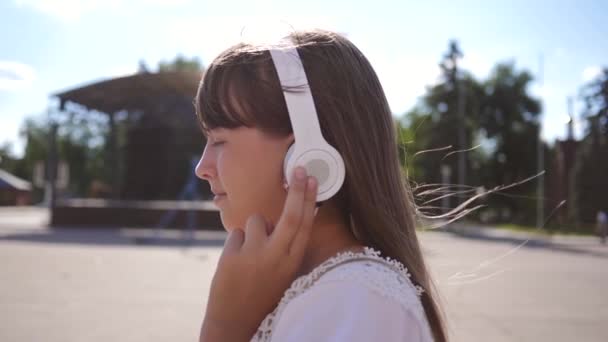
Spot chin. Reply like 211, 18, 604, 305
219, 213, 231, 232
219, 213, 240, 233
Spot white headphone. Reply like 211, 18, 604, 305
269, 47, 345, 202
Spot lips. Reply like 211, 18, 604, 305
213, 193, 226, 204
211, 187, 226, 196
211, 186, 226, 204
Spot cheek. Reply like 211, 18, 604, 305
223, 149, 287, 227
246, 150, 289, 222
215, 150, 257, 228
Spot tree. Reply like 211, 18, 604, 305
158, 54, 203, 73
405, 41, 483, 188
399, 41, 488, 219
401, 42, 543, 223
396, 109, 433, 182
11, 110, 110, 202
0, 143, 19, 174
571, 67, 608, 223
477, 62, 542, 223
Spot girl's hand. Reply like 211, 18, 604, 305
200, 167, 318, 342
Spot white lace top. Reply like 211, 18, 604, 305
250, 247, 434, 342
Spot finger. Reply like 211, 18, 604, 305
223, 228, 244, 254
243, 214, 268, 250
265, 220, 275, 235
289, 176, 317, 258
270, 166, 308, 251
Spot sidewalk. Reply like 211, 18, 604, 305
2, 207, 608, 342
444, 221, 602, 246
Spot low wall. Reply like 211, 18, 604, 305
51, 198, 223, 230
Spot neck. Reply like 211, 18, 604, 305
295, 202, 365, 278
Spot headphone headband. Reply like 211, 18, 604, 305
269, 46, 346, 202
268, 48, 324, 144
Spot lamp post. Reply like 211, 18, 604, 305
46, 108, 59, 210
536, 54, 544, 229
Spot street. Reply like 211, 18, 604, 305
1, 207, 607, 342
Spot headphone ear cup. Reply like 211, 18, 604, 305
283, 143, 295, 188
282, 142, 345, 201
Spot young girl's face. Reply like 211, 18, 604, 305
196, 126, 294, 232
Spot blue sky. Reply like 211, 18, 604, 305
1, 0, 606, 156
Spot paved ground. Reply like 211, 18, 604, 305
1, 207, 607, 342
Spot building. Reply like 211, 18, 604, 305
0, 169, 32, 206
49, 71, 222, 229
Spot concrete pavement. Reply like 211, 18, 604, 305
1, 207, 607, 342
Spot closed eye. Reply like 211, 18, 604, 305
212, 141, 225, 147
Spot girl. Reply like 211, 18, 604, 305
195, 29, 447, 342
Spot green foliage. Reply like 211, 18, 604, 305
14, 117, 49, 183
7, 46, 601, 220
0, 143, 20, 175
412, 74, 484, 185
158, 54, 204, 73
478, 62, 542, 223
401, 41, 542, 223
571, 67, 608, 223
11, 111, 109, 201
396, 109, 433, 181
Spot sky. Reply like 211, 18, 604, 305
1, 0, 606, 157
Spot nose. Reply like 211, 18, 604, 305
195, 145, 215, 181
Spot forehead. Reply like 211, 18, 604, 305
204, 127, 229, 136
208, 127, 227, 134
207, 127, 252, 139
210, 126, 284, 143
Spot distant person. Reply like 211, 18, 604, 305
194, 30, 443, 341
597, 210, 608, 245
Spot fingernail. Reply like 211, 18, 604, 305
295, 167, 306, 180
314, 207, 319, 216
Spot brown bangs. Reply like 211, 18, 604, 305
195, 45, 292, 138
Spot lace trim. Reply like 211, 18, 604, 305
251, 246, 425, 342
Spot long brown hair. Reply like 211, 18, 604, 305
195, 29, 448, 342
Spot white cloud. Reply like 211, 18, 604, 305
14, 0, 192, 21
582, 65, 602, 82
0, 61, 36, 91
